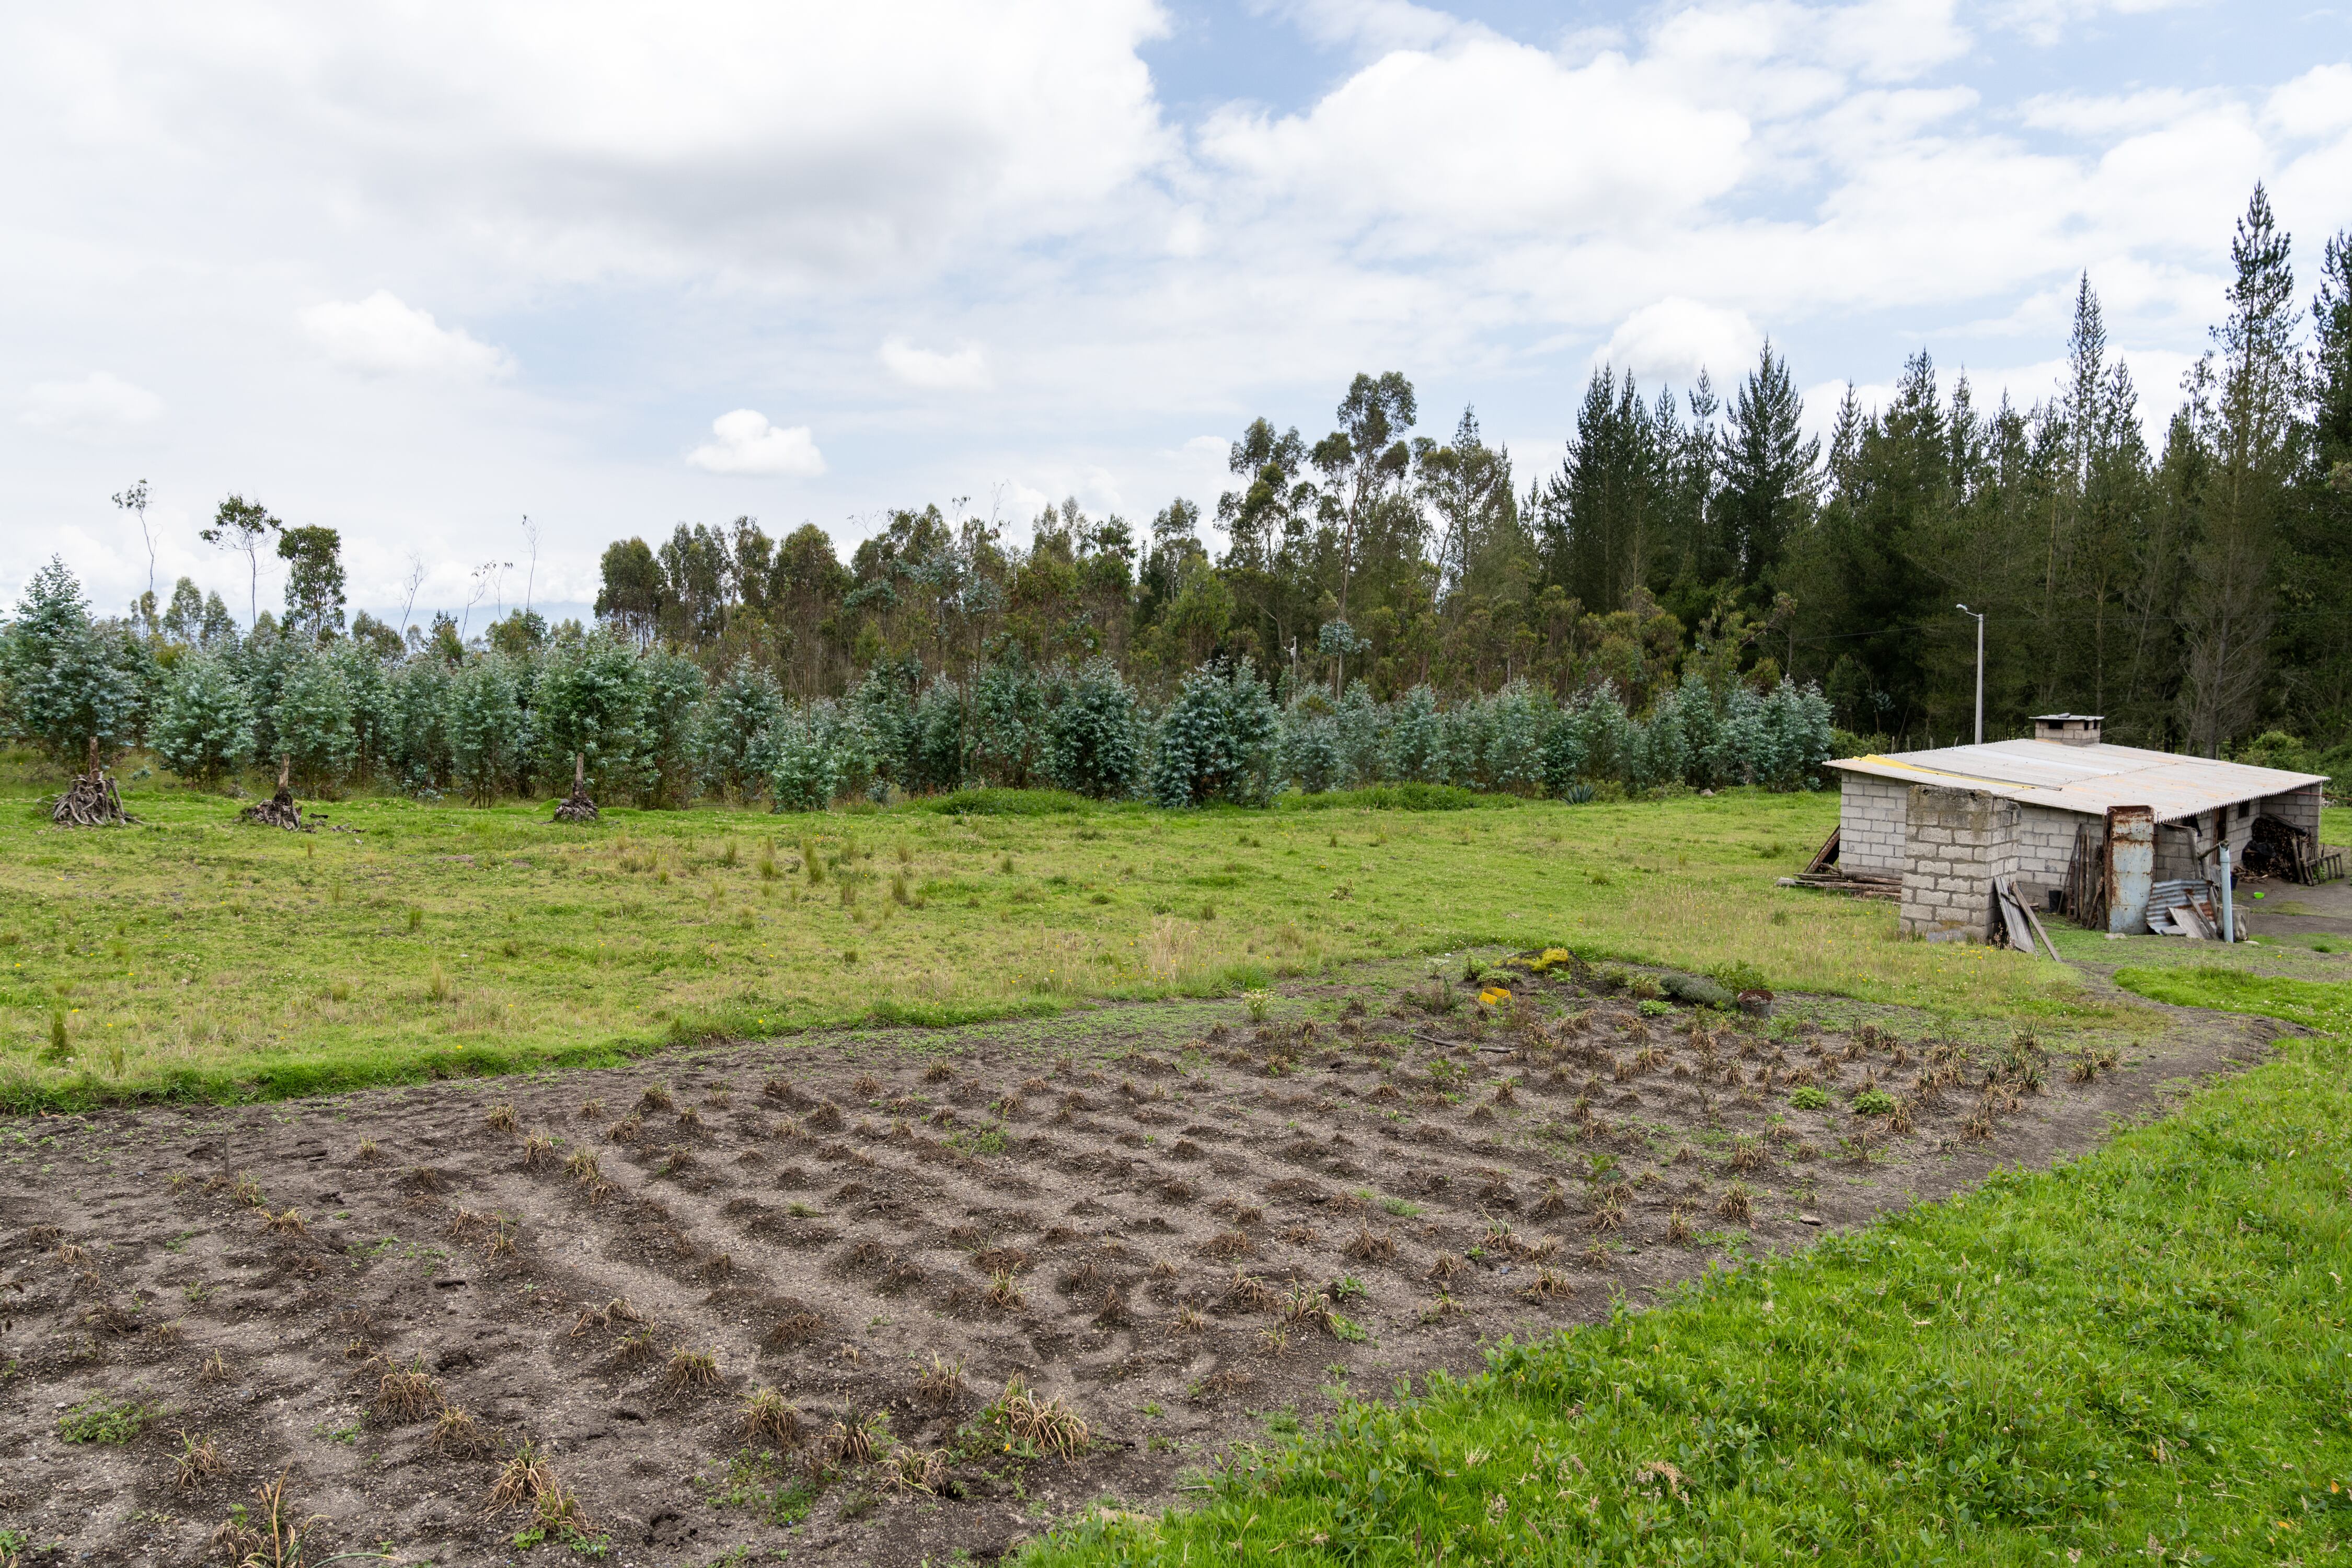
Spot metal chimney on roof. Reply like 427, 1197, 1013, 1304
2032, 714, 2103, 746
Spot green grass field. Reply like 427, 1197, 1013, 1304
0, 773, 2147, 1109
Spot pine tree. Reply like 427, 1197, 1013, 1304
534, 631, 649, 801
446, 655, 524, 806
704, 661, 786, 800
1332, 680, 1387, 788
2278, 229, 2352, 742
153, 651, 254, 785
1277, 698, 1342, 794
768, 718, 839, 812
1535, 368, 1670, 613
1383, 685, 1444, 782
1149, 662, 1279, 808
274, 649, 356, 789
634, 647, 708, 807
1043, 659, 1143, 799
2180, 185, 2301, 755
970, 655, 1046, 788
1719, 341, 1820, 592
1, 559, 146, 765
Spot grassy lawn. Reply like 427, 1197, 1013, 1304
1023, 965, 2352, 1566
0, 774, 2118, 1108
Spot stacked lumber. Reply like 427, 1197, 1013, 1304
1778, 870, 1901, 899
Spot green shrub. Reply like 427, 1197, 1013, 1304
924, 787, 1088, 816
768, 723, 840, 813
1149, 662, 1279, 809
1789, 1085, 1831, 1110
1851, 1088, 1897, 1114
1278, 783, 1482, 812
1041, 660, 1143, 800
1707, 959, 1771, 995
1660, 972, 1733, 1007
58, 1395, 158, 1445
152, 651, 255, 786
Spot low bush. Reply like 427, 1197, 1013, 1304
1276, 783, 1484, 812
923, 787, 1090, 817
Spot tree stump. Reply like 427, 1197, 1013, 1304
52, 738, 131, 827
554, 753, 598, 823
240, 756, 305, 830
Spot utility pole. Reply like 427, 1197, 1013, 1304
1956, 604, 1984, 745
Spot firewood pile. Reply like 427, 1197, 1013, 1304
2241, 813, 2345, 885
51, 739, 131, 827
1777, 824, 1902, 899
239, 757, 304, 830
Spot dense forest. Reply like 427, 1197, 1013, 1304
5, 186, 2348, 808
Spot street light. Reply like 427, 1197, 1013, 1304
1955, 605, 1984, 745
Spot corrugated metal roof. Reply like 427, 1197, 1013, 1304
1826, 739, 2326, 823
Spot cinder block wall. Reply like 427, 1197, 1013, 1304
1899, 784, 2020, 942
2269, 783, 2324, 839
2010, 803, 2083, 900
1838, 775, 1909, 874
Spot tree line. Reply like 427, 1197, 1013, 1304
5, 186, 2346, 806
0, 549, 1834, 809
587, 187, 2352, 764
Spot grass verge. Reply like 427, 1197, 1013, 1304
1021, 969, 2352, 1566
0, 773, 2187, 1108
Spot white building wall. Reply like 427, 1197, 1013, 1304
1838, 774, 1909, 875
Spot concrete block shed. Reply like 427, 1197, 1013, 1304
1823, 715, 2330, 941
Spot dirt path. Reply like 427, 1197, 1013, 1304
0, 954, 2276, 1566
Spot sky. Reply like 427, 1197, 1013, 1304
6, 0, 2349, 630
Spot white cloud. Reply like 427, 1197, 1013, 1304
880, 337, 991, 391
2021, 86, 2224, 138
2265, 64, 2352, 141
1271, 0, 1466, 55
1990, 0, 2203, 49
1596, 299, 1763, 386
19, 372, 164, 440
13, 4, 1176, 289
1819, 0, 1970, 84
686, 410, 825, 478
1196, 34, 1748, 250
299, 292, 516, 381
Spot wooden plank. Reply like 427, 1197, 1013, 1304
1804, 825, 1841, 876
1996, 882, 2035, 952
2016, 881, 2062, 961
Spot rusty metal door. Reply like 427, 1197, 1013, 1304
2105, 804, 2154, 934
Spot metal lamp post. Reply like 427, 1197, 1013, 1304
1955, 605, 1984, 745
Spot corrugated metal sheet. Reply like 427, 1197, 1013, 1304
1826, 739, 2326, 823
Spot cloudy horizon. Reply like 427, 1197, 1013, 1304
7, 0, 2348, 629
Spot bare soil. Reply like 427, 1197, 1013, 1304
0, 953, 2276, 1567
